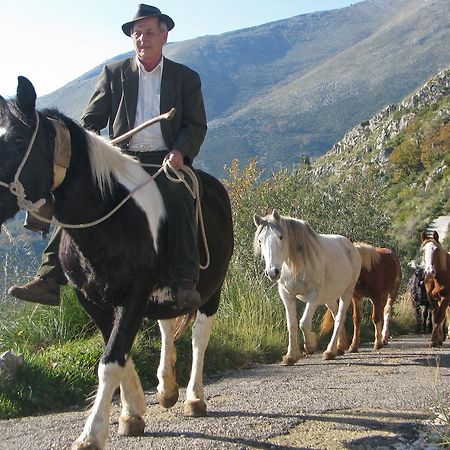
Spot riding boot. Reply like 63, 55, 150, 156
8, 228, 66, 306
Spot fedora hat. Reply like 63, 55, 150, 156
122, 4, 175, 36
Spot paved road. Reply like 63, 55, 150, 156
0, 335, 449, 450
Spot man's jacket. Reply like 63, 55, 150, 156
81, 56, 207, 162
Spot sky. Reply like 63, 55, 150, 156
0, 0, 360, 98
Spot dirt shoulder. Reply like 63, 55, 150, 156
0, 334, 449, 450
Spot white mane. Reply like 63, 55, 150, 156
85, 131, 166, 252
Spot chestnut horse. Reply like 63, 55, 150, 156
321, 243, 402, 352
421, 231, 450, 347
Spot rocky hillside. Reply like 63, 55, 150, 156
317, 67, 450, 176
315, 66, 450, 257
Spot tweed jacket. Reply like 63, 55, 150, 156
81, 56, 207, 162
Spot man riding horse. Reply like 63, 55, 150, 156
9, 4, 207, 312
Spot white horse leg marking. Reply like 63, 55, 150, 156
300, 300, 319, 354
156, 319, 179, 408
74, 362, 123, 450
382, 296, 393, 343
184, 311, 213, 417
118, 357, 146, 435
279, 284, 302, 364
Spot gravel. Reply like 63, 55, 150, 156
0, 334, 448, 450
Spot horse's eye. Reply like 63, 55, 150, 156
279, 235, 283, 240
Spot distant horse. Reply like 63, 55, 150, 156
421, 231, 450, 347
320, 243, 402, 352
0, 77, 233, 450
406, 268, 432, 333
253, 210, 361, 362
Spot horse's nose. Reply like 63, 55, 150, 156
265, 267, 280, 282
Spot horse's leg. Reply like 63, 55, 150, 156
349, 295, 362, 353
184, 310, 214, 417
156, 318, 179, 409
77, 294, 146, 432
430, 297, 449, 347
73, 301, 146, 450
118, 357, 147, 436
324, 300, 348, 355
382, 289, 396, 345
279, 284, 302, 364
299, 300, 319, 355
372, 295, 385, 350
323, 290, 352, 361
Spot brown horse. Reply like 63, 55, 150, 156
421, 231, 450, 347
321, 243, 402, 352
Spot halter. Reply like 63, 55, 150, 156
0, 111, 46, 211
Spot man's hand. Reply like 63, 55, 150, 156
164, 149, 184, 170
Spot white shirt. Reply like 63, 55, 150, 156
129, 57, 168, 152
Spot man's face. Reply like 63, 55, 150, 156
131, 17, 168, 65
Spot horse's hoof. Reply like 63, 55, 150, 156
183, 399, 207, 417
429, 341, 441, 348
336, 348, 345, 356
322, 351, 336, 361
71, 440, 100, 450
118, 415, 145, 436
374, 342, 383, 350
348, 346, 359, 353
281, 355, 298, 365
156, 388, 179, 408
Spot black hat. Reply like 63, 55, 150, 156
122, 4, 175, 36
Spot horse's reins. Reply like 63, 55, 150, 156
0, 109, 210, 269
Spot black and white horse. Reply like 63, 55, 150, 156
0, 77, 233, 449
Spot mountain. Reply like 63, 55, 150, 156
37, 0, 450, 176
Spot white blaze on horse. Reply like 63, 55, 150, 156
253, 210, 361, 362
421, 231, 450, 347
0, 77, 233, 450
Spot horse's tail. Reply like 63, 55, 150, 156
354, 242, 381, 272
319, 308, 335, 336
174, 312, 196, 341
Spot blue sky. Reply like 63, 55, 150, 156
1, 0, 360, 97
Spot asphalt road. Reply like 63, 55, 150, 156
0, 334, 449, 450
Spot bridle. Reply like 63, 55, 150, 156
0, 111, 71, 212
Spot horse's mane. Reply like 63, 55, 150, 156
353, 242, 382, 272
42, 109, 140, 198
282, 217, 322, 275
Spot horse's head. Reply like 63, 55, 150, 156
421, 231, 441, 278
0, 77, 55, 228
253, 209, 288, 282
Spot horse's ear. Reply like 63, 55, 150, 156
272, 209, 281, 222
421, 231, 427, 242
432, 231, 439, 242
253, 214, 262, 227
15, 76, 36, 114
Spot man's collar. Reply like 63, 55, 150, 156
135, 56, 164, 74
